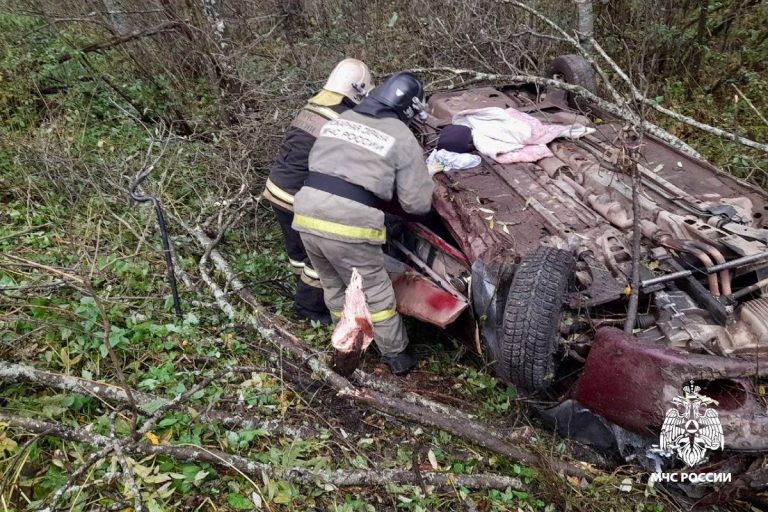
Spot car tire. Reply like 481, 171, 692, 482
545, 54, 597, 111
498, 246, 575, 391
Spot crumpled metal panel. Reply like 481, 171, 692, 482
574, 327, 768, 450
390, 269, 468, 328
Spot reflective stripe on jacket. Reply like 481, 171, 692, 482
264, 96, 348, 208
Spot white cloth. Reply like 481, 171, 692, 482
426, 149, 481, 176
452, 107, 595, 164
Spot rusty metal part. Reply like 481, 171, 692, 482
641, 269, 693, 288
407, 222, 470, 266
707, 251, 768, 273
731, 277, 768, 300
591, 124, 768, 225
587, 193, 633, 229
427, 87, 524, 120
722, 297, 768, 356
655, 235, 720, 296
558, 175, 587, 197
689, 240, 732, 296
567, 251, 625, 307
390, 239, 466, 302
536, 156, 570, 179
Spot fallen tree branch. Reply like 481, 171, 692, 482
586, 36, 768, 155
0, 361, 314, 439
407, 67, 700, 157
1, 411, 528, 491
57, 21, 183, 64
182, 224, 594, 480
2, 254, 141, 433
495, 0, 767, 155
498, 0, 629, 112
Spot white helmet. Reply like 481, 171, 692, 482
323, 58, 373, 103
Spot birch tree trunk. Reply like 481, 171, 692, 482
574, 0, 594, 55
200, 0, 244, 124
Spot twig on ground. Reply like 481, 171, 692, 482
0, 223, 52, 242
1, 411, 529, 492
0, 361, 314, 439
1, 255, 140, 432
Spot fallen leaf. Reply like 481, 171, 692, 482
427, 448, 439, 470
620, 477, 633, 492
144, 432, 160, 445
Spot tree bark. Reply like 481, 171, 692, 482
574, 0, 594, 54
0, 361, 314, 439
199, 0, 244, 124
0, 411, 528, 491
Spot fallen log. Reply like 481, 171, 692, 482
0, 361, 314, 439
0, 360, 155, 405
183, 224, 594, 480
0, 411, 528, 492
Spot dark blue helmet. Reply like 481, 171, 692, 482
368, 72, 427, 122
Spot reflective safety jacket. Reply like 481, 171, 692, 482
264, 91, 352, 211
292, 110, 434, 244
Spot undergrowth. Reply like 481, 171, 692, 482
1, 5, 763, 512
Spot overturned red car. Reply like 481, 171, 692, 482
384, 56, 768, 486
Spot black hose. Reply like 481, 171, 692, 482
128, 167, 182, 318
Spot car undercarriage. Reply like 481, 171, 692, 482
383, 59, 768, 492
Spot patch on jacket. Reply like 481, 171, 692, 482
291, 109, 329, 137
319, 119, 395, 157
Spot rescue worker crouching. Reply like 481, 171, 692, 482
292, 72, 434, 376
263, 58, 373, 324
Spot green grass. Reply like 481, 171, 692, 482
4, 8, 759, 511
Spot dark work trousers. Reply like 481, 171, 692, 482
272, 205, 330, 321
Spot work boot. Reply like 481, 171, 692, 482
295, 278, 331, 325
295, 305, 332, 325
384, 351, 419, 376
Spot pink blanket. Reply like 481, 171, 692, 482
452, 107, 594, 164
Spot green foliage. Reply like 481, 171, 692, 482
2, 3, 756, 510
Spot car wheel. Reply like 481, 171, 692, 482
545, 54, 597, 111
499, 246, 575, 391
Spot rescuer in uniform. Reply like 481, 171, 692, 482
292, 72, 434, 375
264, 58, 373, 324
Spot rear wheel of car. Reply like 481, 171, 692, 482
498, 246, 575, 391
545, 54, 597, 111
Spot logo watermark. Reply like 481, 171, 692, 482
648, 381, 730, 484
